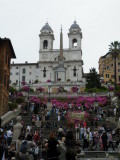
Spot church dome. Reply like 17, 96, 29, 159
41, 22, 53, 33
69, 21, 81, 31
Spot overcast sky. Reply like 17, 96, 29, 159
0, 0, 120, 73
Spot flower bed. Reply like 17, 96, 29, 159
51, 96, 108, 110
66, 111, 89, 125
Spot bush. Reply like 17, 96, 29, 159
16, 97, 25, 104
29, 88, 34, 92
9, 86, 17, 93
34, 80, 38, 83
8, 102, 17, 111
85, 87, 107, 92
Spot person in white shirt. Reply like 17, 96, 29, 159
7, 129, 13, 146
80, 126, 84, 140
34, 145, 39, 159
113, 107, 117, 116
27, 126, 31, 132
75, 124, 80, 141
89, 131, 93, 142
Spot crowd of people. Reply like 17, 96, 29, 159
0, 97, 120, 160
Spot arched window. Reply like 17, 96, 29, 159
22, 68, 26, 74
43, 40, 48, 49
22, 76, 25, 82
72, 39, 77, 47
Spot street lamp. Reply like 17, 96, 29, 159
77, 73, 78, 82
48, 85, 51, 102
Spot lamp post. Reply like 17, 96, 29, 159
48, 85, 51, 102
77, 73, 78, 82
27, 85, 30, 100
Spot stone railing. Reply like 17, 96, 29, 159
1, 105, 21, 127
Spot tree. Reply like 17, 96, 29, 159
109, 41, 120, 90
86, 68, 101, 89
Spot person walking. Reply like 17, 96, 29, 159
80, 125, 84, 141
101, 131, 108, 151
83, 131, 88, 150
65, 130, 76, 160
46, 132, 60, 160
107, 132, 114, 151
75, 124, 80, 141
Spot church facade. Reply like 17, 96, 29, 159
10, 21, 85, 86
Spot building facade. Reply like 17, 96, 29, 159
99, 52, 120, 84
0, 38, 16, 116
10, 21, 85, 87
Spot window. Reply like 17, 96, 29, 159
16, 72, 19, 75
106, 74, 109, 78
22, 76, 25, 82
36, 64, 38, 68
118, 63, 120, 65
16, 67, 18, 69
16, 80, 18, 84
7, 79, 9, 90
73, 66, 77, 77
43, 40, 48, 49
22, 68, 26, 74
43, 67, 46, 77
10, 72, 12, 75
29, 80, 31, 83
106, 66, 109, 69
111, 75, 114, 78
118, 69, 120, 72
8, 58, 10, 68
72, 39, 77, 47
29, 72, 32, 75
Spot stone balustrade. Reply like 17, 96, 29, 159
1, 105, 21, 127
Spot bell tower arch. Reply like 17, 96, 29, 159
68, 21, 82, 50
39, 22, 54, 51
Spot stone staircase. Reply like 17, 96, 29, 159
21, 102, 120, 159
21, 104, 68, 139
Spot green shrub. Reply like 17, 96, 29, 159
85, 86, 107, 92
34, 80, 38, 83
9, 86, 17, 93
16, 97, 25, 104
30, 88, 34, 92
8, 102, 17, 111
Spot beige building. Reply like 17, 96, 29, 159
99, 52, 120, 84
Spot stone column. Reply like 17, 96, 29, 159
12, 116, 23, 142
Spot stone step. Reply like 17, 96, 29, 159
84, 151, 106, 158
